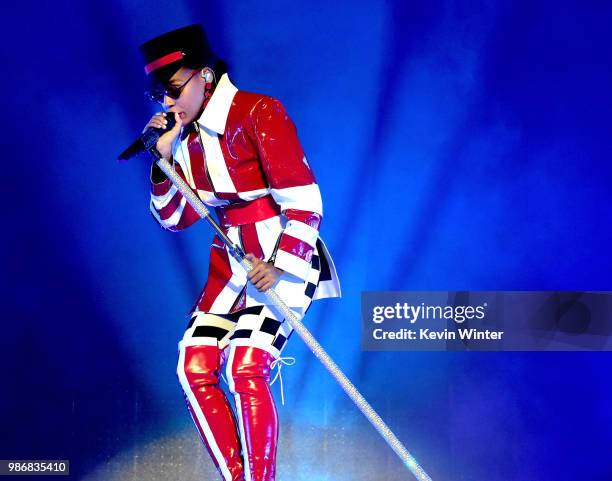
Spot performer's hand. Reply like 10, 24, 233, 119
245, 253, 284, 292
143, 112, 182, 160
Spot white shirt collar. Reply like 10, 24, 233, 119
196, 73, 238, 135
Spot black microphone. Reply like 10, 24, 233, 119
118, 113, 177, 161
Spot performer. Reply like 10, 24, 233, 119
137, 25, 341, 481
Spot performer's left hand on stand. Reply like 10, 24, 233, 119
246, 253, 284, 291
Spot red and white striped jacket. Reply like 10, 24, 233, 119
149, 74, 341, 315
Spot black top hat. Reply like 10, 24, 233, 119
139, 24, 220, 85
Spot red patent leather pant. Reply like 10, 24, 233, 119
178, 342, 278, 481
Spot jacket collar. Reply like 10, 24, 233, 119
196, 73, 238, 135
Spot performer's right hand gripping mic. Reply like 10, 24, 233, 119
118, 113, 177, 161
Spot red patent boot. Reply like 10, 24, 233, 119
178, 343, 246, 481
226, 345, 278, 481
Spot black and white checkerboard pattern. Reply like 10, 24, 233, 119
185, 252, 322, 357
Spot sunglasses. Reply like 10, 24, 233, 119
144, 70, 199, 104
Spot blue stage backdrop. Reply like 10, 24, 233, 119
2, 1, 611, 480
